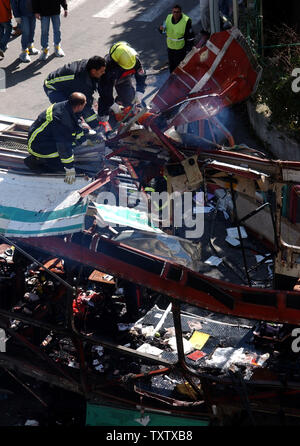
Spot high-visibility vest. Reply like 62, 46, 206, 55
165, 13, 189, 50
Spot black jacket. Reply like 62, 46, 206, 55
98, 55, 147, 116
27, 101, 82, 168
44, 59, 100, 128
32, 0, 67, 16
44, 59, 97, 103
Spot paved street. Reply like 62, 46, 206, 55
0, 0, 202, 119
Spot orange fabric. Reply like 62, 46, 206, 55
0, 0, 12, 22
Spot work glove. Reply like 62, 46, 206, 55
64, 167, 76, 184
134, 91, 144, 105
110, 102, 122, 114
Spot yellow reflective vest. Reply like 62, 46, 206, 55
165, 13, 190, 50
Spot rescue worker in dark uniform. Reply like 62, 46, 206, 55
25, 92, 87, 185
97, 41, 147, 133
160, 4, 195, 72
43, 55, 106, 139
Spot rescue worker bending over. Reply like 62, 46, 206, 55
43, 56, 106, 139
97, 41, 147, 133
25, 92, 87, 185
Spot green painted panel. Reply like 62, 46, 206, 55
86, 403, 209, 426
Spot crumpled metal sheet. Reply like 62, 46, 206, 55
113, 230, 201, 271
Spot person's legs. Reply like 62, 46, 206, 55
27, 15, 38, 54
115, 79, 135, 106
51, 15, 65, 57
0, 21, 12, 55
167, 48, 185, 72
19, 16, 31, 62
24, 155, 63, 173
51, 15, 61, 46
40, 16, 50, 60
20, 16, 30, 50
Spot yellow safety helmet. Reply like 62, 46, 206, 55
109, 41, 137, 70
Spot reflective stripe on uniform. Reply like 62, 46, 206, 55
85, 113, 97, 123
44, 74, 75, 91
28, 104, 59, 158
61, 155, 74, 164
75, 131, 84, 139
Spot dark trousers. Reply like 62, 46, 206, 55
115, 78, 135, 107
167, 47, 187, 73
24, 154, 64, 173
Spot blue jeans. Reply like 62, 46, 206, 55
40, 15, 61, 49
0, 21, 12, 52
20, 15, 36, 50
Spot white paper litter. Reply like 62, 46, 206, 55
193, 206, 214, 214
92, 346, 104, 356
225, 236, 240, 246
141, 326, 155, 337
205, 256, 222, 266
255, 255, 265, 262
226, 227, 248, 239
167, 337, 193, 354
205, 347, 270, 370
68, 360, 80, 369
136, 343, 164, 356
95, 364, 104, 372
25, 419, 39, 426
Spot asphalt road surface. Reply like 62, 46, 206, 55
0, 0, 202, 120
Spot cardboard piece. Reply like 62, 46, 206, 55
189, 331, 210, 350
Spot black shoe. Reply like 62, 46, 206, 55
24, 155, 45, 172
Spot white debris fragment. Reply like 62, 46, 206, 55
92, 346, 104, 356
225, 236, 240, 247
68, 360, 80, 369
141, 326, 155, 337
25, 419, 39, 426
167, 337, 193, 354
226, 227, 248, 239
255, 255, 265, 262
95, 364, 104, 372
136, 343, 163, 356
205, 256, 222, 266
193, 205, 214, 214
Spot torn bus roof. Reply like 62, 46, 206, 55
0, 171, 90, 237
149, 27, 262, 128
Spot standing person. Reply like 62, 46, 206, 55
0, 0, 12, 59
159, 4, 195, 73
43, 56, 106, 135
10, 0, 39, 63
32, 0, 68, 61
97, 41, 147, 133
25, 92, 87, 184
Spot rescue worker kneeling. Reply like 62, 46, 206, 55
97, 41, 147, 133
25, 92, 87, 184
